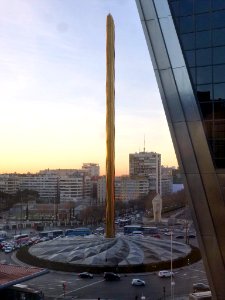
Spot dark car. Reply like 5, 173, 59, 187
78, 272, 93, 279
175, 235, 184, 239
188, 234, 196, 239
104, 272, 120, 281
193, 283, 210, 292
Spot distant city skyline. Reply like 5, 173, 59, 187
0, 0, 177, 175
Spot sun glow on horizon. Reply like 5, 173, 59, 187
0, 0, 177, 175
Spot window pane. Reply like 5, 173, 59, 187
203, 121, 213, 139
196, 48, 212, 66
212, 11, 225, 29
213, 140, 225, 158
214, 120, 225, 139
213, 46, 225, 64
196, 31, 211, 48
195, 0, 211, 13
213, 28, 225, 46
197, 66, 212, 84
185, 50, 195, 67
212, 0, 225, 10
214, 100, 225, 119
179, 0, 193, 16
199, 102, 213, 119
197, 84, 212, 101
180, 16, 194, 33
181, 33, 195, 50
213, 65, 225, 83
170, 1, 179, 15
189, 67, 196, 83
196, 13, 211, 31
214, 83, 225, 100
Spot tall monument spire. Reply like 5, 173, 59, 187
105, 14, 115, 238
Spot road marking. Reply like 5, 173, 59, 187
55, 279, 105, 299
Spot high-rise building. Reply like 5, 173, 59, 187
129, 151, 161, 194
136, 1, 225, 298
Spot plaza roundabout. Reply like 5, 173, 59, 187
18, 234, 201, 273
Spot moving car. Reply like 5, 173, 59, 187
175, 235, 184, 239
158, 270, 174, 278
193, 283, 210, 293
131, 279, 145, 286
78, 272, 93, 279
104, 272, 120, 281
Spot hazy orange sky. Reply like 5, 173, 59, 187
0, 0, 178, 175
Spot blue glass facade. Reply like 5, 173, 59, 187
136, 1, 225, 299
169, 0, 225, 168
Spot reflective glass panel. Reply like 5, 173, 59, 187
190, 67, 196, 83
197, 66, 212, 84
214, 120, 225, 138
197, 84, 212, 101
199, 102, 213, 119
195, 0, 211, 13
213, 46, 225, 64
196, 48, 212, 66
213, 28, 225, 46
179, 0, 193, 16
196, 13, 211, 31
181, 33, 195, 50
196, 31, 211, 48
214, 100, 225, 119
214, 83, 225, 100
180, 16, 194, 33
213, 65, 225, 83
185, 50, 195, 67
212, 0, 225, 11
170, 1, 179, 15
203, 121, 213, 139
212, 11, 225, 29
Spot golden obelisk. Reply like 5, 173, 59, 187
106, 14, 115, 238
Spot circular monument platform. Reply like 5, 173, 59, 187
28, 234, 192, 270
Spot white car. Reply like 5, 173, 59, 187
131, 279, 145, 286
158, 270, 174, 278
4, 246, 13, 253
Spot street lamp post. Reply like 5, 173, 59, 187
171, 229, 175, 300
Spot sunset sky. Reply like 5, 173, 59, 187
0, 0, 177, 175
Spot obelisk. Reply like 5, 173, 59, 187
105, 14, 115, 238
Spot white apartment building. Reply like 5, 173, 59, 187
97, 176, 149, 204
0, 163, 98, 203
0, 174, 20, 194
129, 151, 161, 194
59, 175, 83, 202
82, 163, 100, 178
161, 166, 173, 196
20, 173, 58, 202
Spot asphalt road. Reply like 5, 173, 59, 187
0, 247, 208, 300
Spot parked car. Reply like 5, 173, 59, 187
78, 272, 93, 279
158, 270, 174, 278
131, 279, 145, 286
104, 272, 120, 281
193, 282, 210, 292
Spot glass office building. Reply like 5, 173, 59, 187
136, 1, 225, 299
